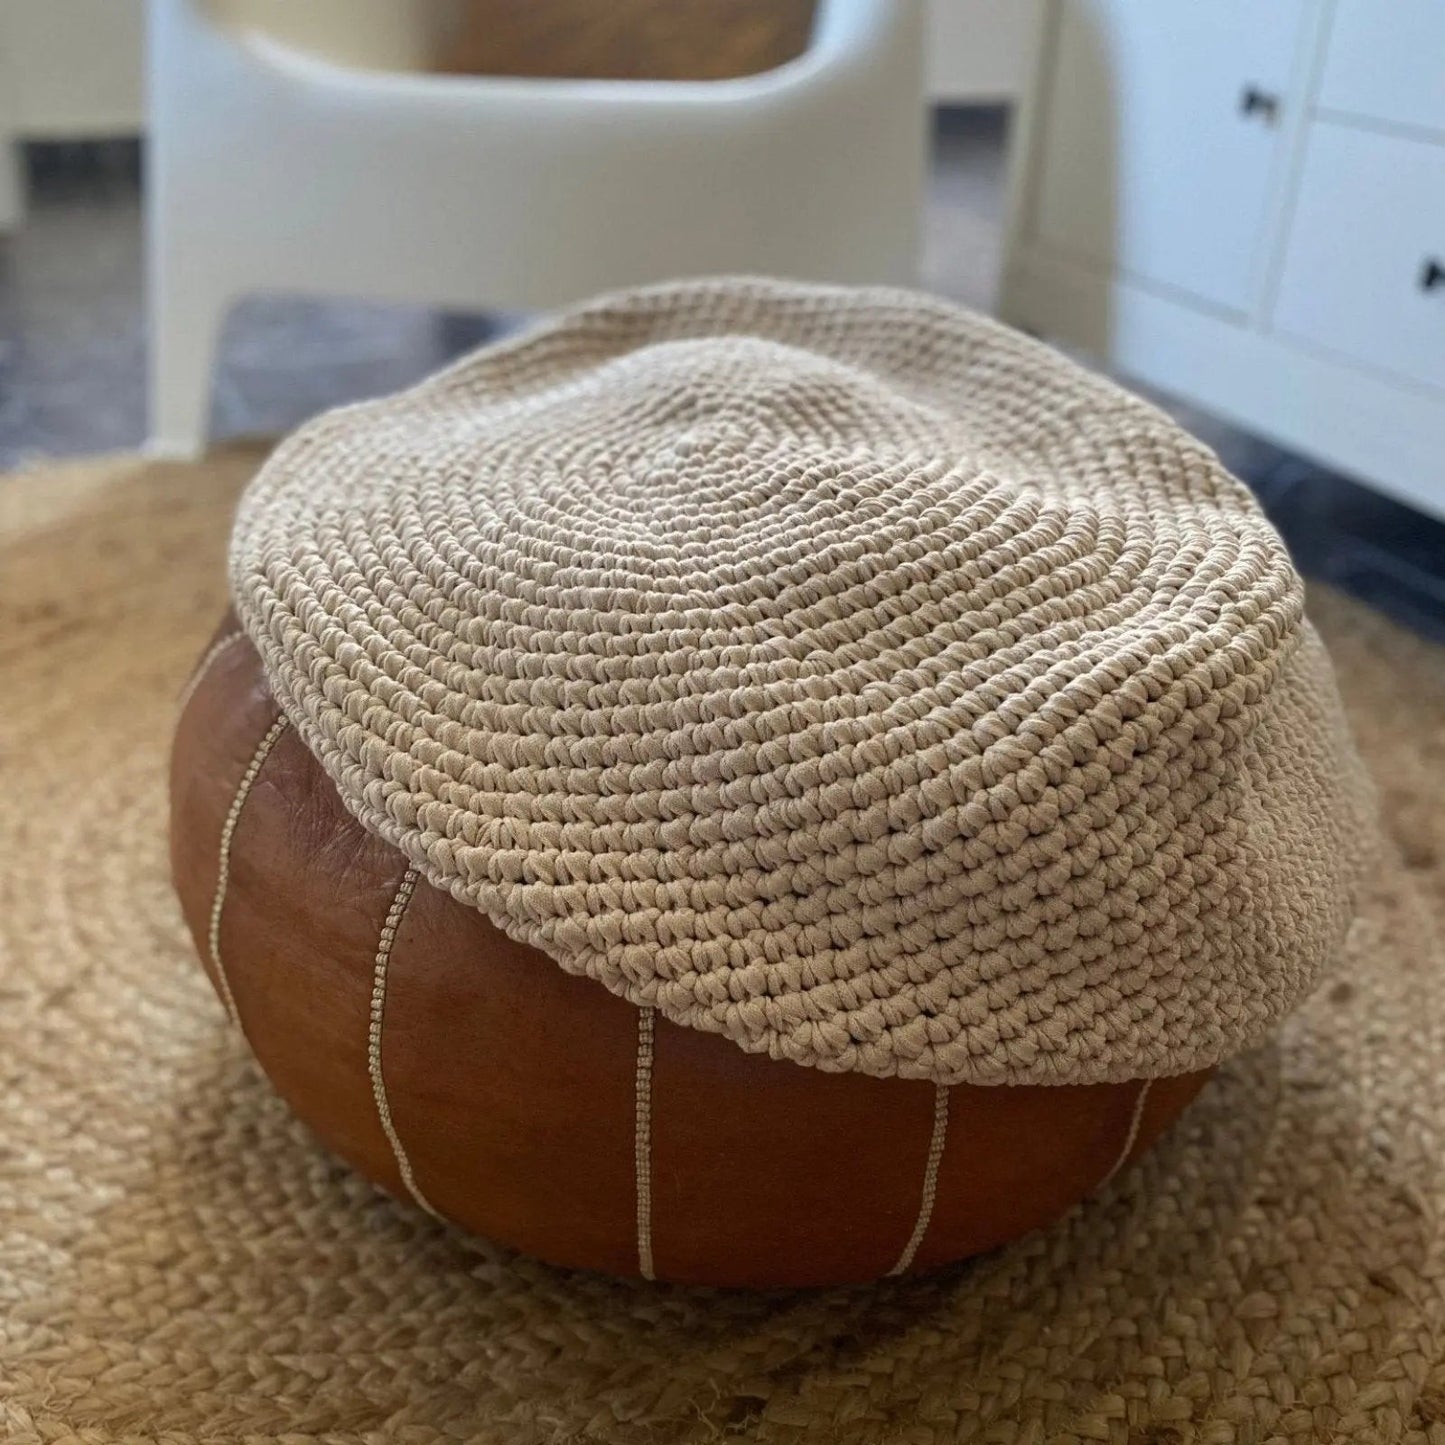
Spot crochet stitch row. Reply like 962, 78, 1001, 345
230, 278, 1373, 1085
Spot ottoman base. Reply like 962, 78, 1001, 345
170, 618, 1211, 1287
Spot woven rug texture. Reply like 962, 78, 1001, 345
1, 448, 1444, 1445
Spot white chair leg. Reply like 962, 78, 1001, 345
147, 273, 230, 460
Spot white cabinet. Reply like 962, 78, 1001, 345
1032, 0, 1306, 313
1273, 123, 1445, 394
1003, 0, 1445, 523
1318, 0, 1445, 137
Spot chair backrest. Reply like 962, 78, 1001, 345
435, 0, 817, 82
204, 0, 462, 72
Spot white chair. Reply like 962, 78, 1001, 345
146, 0, 926, 457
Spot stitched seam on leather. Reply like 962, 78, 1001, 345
177, 631, 245, 717
368, 866, 438, 1217
208, 714, 288, 1026
634, 1007, 656, 1281
1098, 1079, 1153, 1192
889, 1083, 950, 1276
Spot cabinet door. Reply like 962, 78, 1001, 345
1272, 122, 1445, 394
1030, 0, 1307, 314
1319, 0, 1445, 138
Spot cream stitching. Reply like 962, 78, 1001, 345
890, 1084, 950, 1276
367, 866, 438, 1217
634, 1007, 656, 1281
177, 630, 245, 717
207, 714, 288, 1026
1098, 1079, 1153, 1192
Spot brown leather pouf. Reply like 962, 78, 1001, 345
172, 614, 1211, 1288
170, 279, 1373, 1288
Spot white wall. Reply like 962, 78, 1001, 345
0, 0, 1029, 146
927, 0, 1037, 102
0, 0, 146, 137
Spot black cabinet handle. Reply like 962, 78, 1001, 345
1239, 85, 1281, 123
1421, 258, 1445, 293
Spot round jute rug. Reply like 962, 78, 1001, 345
2, 448, 1444, 1445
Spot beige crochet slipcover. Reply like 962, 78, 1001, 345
229, 278, 1373, 1087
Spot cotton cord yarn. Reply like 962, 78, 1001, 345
230, 278, 1374, 1086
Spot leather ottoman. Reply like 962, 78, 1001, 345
169, 279, 1371, 1286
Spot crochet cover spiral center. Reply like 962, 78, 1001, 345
230, 279, 1373, 1085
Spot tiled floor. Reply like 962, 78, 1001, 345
2, 114, 1441, 635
